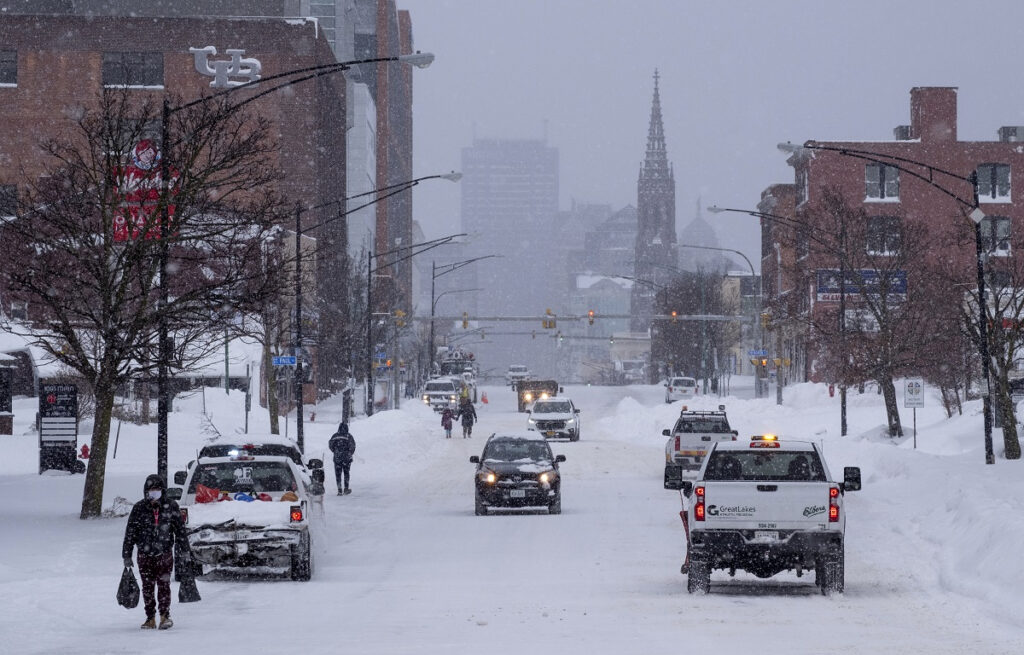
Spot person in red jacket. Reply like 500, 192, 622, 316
441, 406, 454, 439
122, 474, 190, 630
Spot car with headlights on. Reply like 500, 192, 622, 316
527, 397, 581, 441
421, 377, 459, 411
470, 433, 565, 515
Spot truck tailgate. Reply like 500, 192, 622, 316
702, 482, 831, 528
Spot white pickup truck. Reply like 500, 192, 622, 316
666, 434, 861, 595
663, 406, 738, 488
170, 452, 326, 581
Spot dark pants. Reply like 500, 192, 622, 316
138, 552, 174, 618
334, 459, 352, 490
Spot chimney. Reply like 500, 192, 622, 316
909, 87, 958, 142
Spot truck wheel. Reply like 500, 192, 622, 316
474, 494, 488, 516
290, 535, 312, 581
821, 547, 844, 595
687, 559, 710, 594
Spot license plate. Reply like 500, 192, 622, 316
545, 430, 556, 436
509, 489, 526, 498
753, 530, 779, 542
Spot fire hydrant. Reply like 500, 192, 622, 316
79, 444, 90, 459
829, 384, 835, 398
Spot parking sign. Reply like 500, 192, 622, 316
904, 378, 924, 408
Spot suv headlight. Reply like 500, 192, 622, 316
478, 469, 497, 484
565, 417, 575, 424
527, 417, 536, 424
539, 470, 557, 485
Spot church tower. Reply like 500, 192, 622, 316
632, 70, 677, 330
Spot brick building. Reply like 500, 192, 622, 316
0, 12, 347, 402
769, 86, 1024, 383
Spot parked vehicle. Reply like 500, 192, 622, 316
664, 376, 699, 403
470, 433, 565, 515
171, 451, 326, 581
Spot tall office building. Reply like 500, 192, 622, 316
447, 137, 560, 377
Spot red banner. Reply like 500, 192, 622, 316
112, 140, 178, 242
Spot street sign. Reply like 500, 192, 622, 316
904, 378, 924, 408
272, 356, 297, 367
748, 349, 768, 356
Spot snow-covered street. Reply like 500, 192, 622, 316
1, 380, 1023, 654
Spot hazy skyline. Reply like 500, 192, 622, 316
401, 0, 1024, 273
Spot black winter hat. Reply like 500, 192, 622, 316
143, 474, 166, 492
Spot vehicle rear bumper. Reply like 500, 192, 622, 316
188, 528, 304, 568
689, 529, 843, 570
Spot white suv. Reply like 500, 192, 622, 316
526, 397, 581, 441
664, 376, 698, 403
506, 364, 531, 386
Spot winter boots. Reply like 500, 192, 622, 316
159, 614, 173, 630
140, 617, 156, 630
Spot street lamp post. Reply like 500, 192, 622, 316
429, 255, 499, 374
154, 52, 437, 473
365, 229, 465, 416
778, 142, 995, 463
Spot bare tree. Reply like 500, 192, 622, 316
933, 217, 1024, 459
785, 188, 944, 436
0, 88, 290, 517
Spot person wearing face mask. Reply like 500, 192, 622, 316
122, 474, 190, 629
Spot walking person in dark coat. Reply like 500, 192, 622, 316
328, 422, 357, 494
456, 397, 477, 439
122, 474, 190, 630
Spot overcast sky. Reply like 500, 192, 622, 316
400, 0, 1024, 273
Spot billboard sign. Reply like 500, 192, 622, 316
816, 269, 907, 302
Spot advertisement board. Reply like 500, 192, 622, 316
816, 269, 907, 302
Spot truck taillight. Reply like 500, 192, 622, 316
828, 486, 840, 522
180, 508, 188, 524
674, 436, 681, 451
668, 386, 674, 392
694, 485, 705, 521
290, 505, 304, 522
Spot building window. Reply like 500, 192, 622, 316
0, 50, 16, 85
796, 168, 809, 205
0, 185, 16, 218
102, 52, 163, 87
980, 216, 1012, 256
977, 164, 1011, 202
865, 163, 899, 201
866, 216, 901, 255
10, 300, 28, 321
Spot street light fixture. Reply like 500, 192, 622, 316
366, 231, 466, 416
776, 141, 997, 464
155, 52, 436, 477
429, 255, 500, 373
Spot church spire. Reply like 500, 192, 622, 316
642, 69, 670, 179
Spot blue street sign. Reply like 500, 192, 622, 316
748, 349, 768, 356
374, 351, 386, 361
272, 356, 297, 367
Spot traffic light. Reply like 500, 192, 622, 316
588, 309, 595, 325
761, 358, 768, 367
671, 310, 678, 323
761, 312, 772, 329
394, 309, 406, 327
542, 308, 556, 329
462, 312, 468, 329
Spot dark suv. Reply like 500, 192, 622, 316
470, 434, 565, 516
